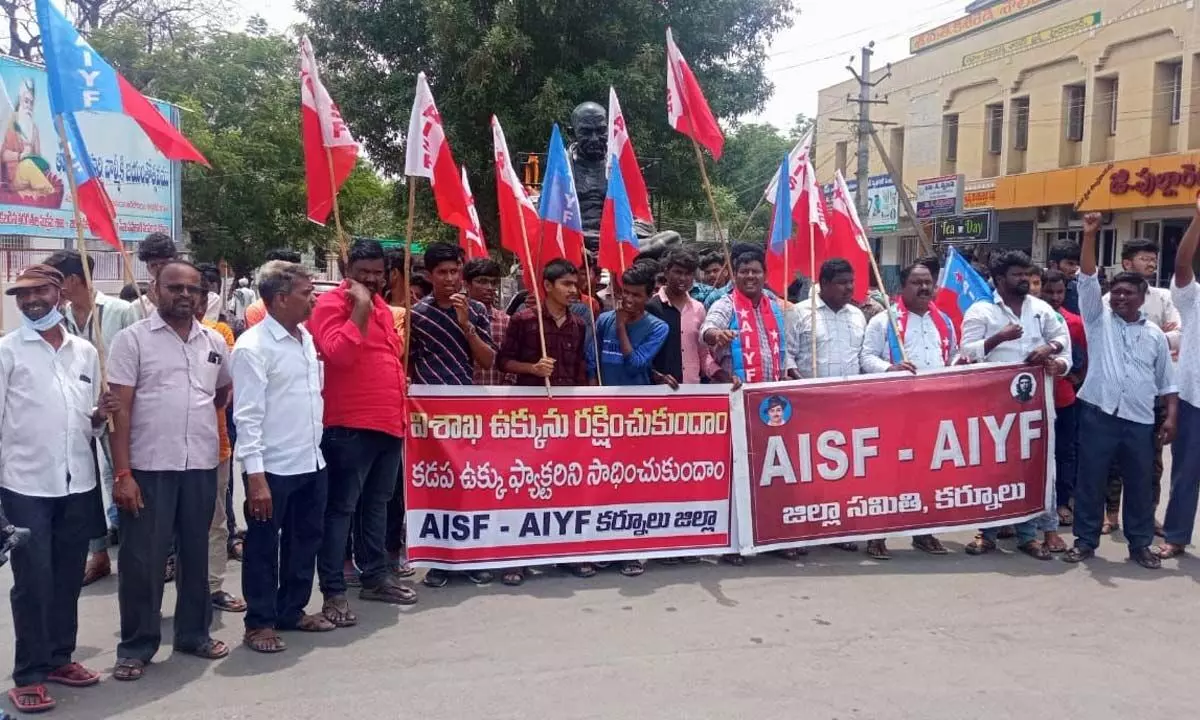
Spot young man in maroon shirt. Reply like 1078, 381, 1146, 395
309, 239, 416, 627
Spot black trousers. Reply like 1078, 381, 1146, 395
117, 469, 217, 663
2, 486, 103, 686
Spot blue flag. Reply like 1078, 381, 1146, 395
768, 154, 791, 255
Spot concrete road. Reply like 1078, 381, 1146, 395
3, 479, 1197, 720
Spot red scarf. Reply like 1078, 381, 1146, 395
892, 297, 952, 365
730, 288, 784, 383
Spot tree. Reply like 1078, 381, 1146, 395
300, 0, 794, 249
89, 23, 390, 271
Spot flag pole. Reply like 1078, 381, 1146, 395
734, 193, 768, 243
54, 114, 113, 430
518, 213, 553, 398
783, 232, 790, 308
402, 178, 417, 366
582, 251, 603, 386
325, 147, 349, 264
808, 222, 817, 378
689, 137, 731, 277
866, 246, 909, 365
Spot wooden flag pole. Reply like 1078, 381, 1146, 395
402, 178, 417, 366
808, 223, 818, 378
54, 115, 113, 430
866, 246, 909, 365
689, 136, 731, 277
326, 147, 350, 264
734, 193, 768, 243
517, 212, 553, 398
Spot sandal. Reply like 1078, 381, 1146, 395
1043, 533, 1068, 554
1064, 546, 1095, 563
501, 570, 525, 587
568, 563, 597, 578
359, 580, 418, 606
776, 548, 808, 560
1101, 517, 1119, 535
8, 684, 55, 713
912, 535, 948, 555
211, 591, 247, 613
422, 569, 449, 588
965, 535, 997, 555
721, 554, 746, 566
1017, 540, 1052, 561
619, 560, 645, 577
390, 558, 416, 579
832, 542, 858, 552
244, 628, 286, 654
1057, 506, 1074, 527
176, 639, 230, 660
293, 613, 336, 632
466, 570, 494, 586
866, 540, 891, 560
227, 537, 244, 562
46, 662, 100, 688
321, 596, 358, 627
1153, 543, 1186, 559
112, 658, 145, 682
82, 554, 111, 587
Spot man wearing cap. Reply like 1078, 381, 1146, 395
0, 265, 118, 713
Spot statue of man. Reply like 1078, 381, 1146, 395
568, 101, 608, 247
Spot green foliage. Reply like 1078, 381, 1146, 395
89, 22, 393, 272
300, 0, 794, 250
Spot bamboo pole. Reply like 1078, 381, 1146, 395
326, 147, 350, 263
402, 179, 417, 365
517, 212, 553, 398
689, 136, 731, 279
54, 115, 112, 430
808, 223, 818, 378
734, 193, 768, 244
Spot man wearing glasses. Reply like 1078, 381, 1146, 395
107, 261, 234, 681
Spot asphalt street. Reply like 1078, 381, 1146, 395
2, 458, 1197, 720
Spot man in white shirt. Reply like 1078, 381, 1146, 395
1066, 213, 1178, 569
1157, 205, 1200, 560
232, 261, 333, 653
43, 250, 140, 587
860, 262, 955, 558
960, 250, 1070, 560
0, 265, 117, 712
791, 258, 866, 554
792, 258, 867, 380
1102, 238, 1183, 535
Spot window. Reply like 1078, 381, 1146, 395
1109, 79, 1119, 135
985, 104, 1003, 155
1065, 85, 1085, 142
944, 114, 959, 162
1012, 97, 1029, 150
1170, 62, 1183, 124
835, 141, 848, 174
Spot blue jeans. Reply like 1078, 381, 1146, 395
317, 428, 403, 597
1054, 401, 1079, 508
1162, 401, 1200, 546
243, 469, 327, 630
1073, 402, 1155, 553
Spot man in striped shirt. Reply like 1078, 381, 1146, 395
408, 243, 496, 386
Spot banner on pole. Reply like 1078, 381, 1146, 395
732, 364, 1052, 553
405, 386, 735, 570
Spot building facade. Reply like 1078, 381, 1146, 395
815, 0, 1200, 286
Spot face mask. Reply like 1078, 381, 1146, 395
21, 306, 64, 333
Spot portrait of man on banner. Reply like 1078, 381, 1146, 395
0, 72, 61, 207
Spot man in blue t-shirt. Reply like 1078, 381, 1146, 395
595, 264, 669, 386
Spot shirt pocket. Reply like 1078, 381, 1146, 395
189, 344, 222, 394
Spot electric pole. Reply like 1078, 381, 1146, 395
845, 43, 890, 220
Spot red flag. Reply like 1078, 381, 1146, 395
666, 28, 724, 159
458, 166, 486, 259
405, 72, 472, 231
492, 116, 541, 288
300, 36, 358, 226
826, 170, 872, 302
608, 87, 653, 224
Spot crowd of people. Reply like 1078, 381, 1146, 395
0, 206, 1196, 713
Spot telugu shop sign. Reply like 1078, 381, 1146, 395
962, 12, 1101, 68
1109, 163, 1200, 200
910, 0, 1061, 54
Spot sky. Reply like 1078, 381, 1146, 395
251, 0, 970, 131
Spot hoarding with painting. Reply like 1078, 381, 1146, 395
825, 174, 899, 233
0, 56, 181, 242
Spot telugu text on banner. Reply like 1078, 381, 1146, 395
405, 386, 735, 570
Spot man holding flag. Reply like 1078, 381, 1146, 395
860, 261, 956, 557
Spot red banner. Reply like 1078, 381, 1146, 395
405, 387, 734, 569
734, 364, 1052, 551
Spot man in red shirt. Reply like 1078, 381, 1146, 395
1042, 268, 1086, 527
308, 239, 415, 627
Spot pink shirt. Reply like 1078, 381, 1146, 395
107, 313, 232, 472
657, 288, 719, 384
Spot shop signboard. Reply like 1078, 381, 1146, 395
916, 175, 963, 219
934, 211, 993, 245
